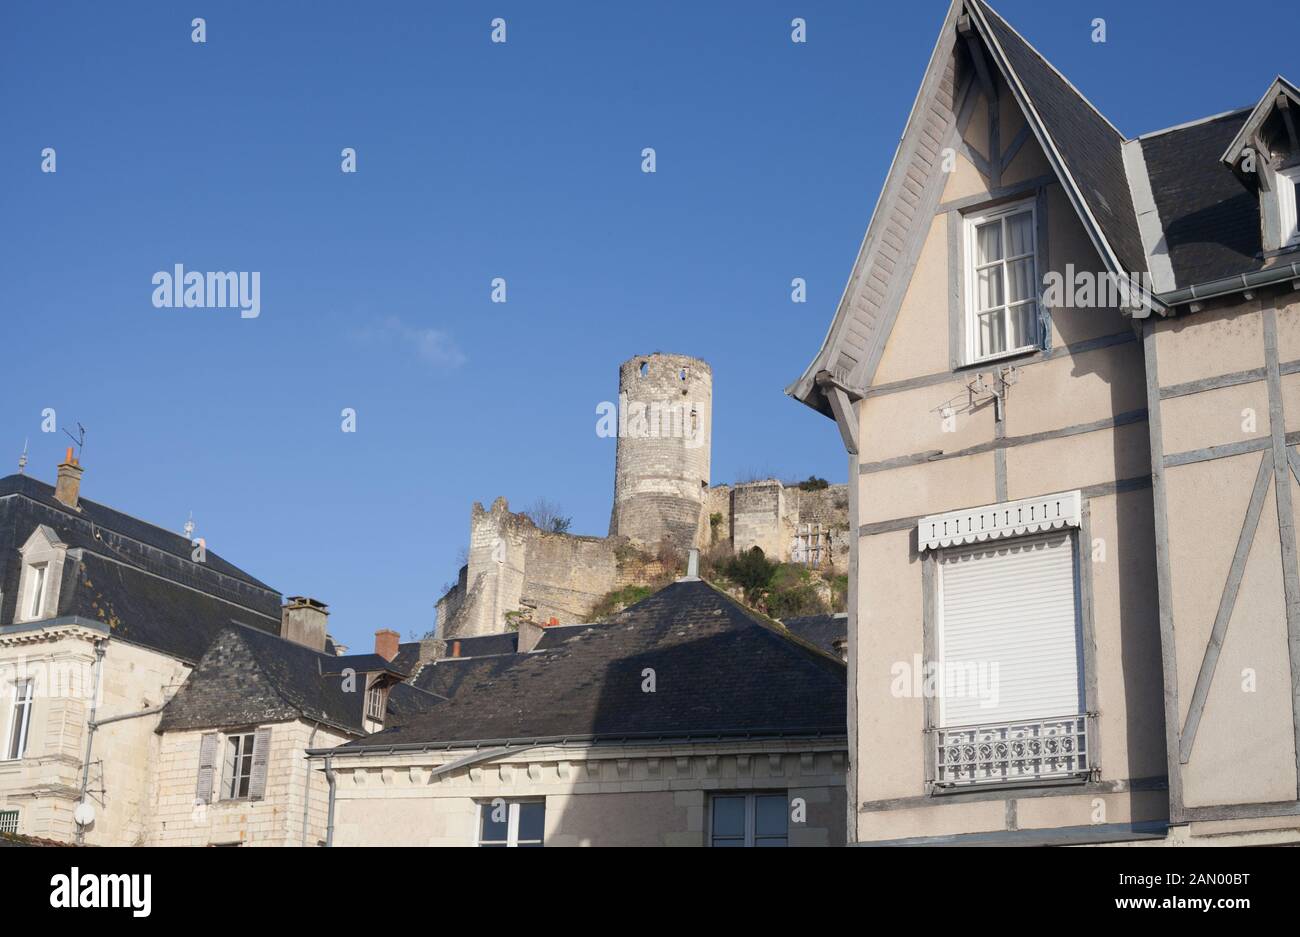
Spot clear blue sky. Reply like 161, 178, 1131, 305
0, 1, 1290, 651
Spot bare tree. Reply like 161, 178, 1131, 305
524, 498, 572, 534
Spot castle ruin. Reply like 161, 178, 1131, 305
435, 353, 850, 637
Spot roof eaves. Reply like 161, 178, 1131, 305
786, 0, 967, 418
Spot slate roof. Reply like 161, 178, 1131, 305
0, 472, 282, 663
1140, 110, 1262, 287
349, 579, 847, 749
782, 613, 847, 659
971, 0, 1146, 275
158, 624, 437, 735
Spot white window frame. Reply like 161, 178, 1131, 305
475, 799, 544, 847
0, 809, 19, 835
221, 731, 256, 800
24, 563, 48, 621
707, 792, 789, 847
1279, 167, 1300, 249
964, 199, 1041, 365
364, 683, 386, 724
3, 680, 34, 761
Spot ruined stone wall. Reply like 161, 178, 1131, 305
704, 481, 850, 567
438, 499, 626, 637
609, 354, 712, 550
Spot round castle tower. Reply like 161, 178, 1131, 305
609, 353, 712, 549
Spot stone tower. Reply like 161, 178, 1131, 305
609, 353, 712, 549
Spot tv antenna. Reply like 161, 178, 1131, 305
62, 423, 86, 460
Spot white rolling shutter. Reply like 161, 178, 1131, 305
937, 531, 1082, 727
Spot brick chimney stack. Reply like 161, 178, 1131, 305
54, 447, 83, 510
374, 629, 400, 662
282, 596, 329, 652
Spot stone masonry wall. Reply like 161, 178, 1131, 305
150, 719, 349, 846
609, 354, 712, 550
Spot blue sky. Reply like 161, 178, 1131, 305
0, 0, 1291, 651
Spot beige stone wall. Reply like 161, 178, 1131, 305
150, 720, 349, 846
845, 75, 1166, 843
326, 740, 846, 847
0, 627, 189, 844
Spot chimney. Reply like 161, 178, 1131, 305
451, 640, 461, 658
374, 629, 400, 662
282, 596, 329, 652
54, 448, 83, 509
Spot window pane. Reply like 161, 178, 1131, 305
1005, 211, 1034, 256
755, 796, 788, 837
976, 266, 1003, 312
979, 311, 1005, 357
712, 838, 745, 847
1006, 257, 1035, 304
1011, 302, 1039, 349
711, 796, 746, 838
479, 804, 508, 843
755, 837, 788, 847
976, 221, 1002, 263
516, 802, 545, 843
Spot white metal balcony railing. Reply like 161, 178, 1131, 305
930, 714, 1092, 788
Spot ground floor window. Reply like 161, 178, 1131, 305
709, 792, 788, 847
0, 809, 18, 835
477, 799, 545, 847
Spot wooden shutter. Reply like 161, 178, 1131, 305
195, 732, 219, 804
938, 531, 1083, 727
248, 727, 272, 801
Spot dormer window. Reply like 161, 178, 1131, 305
1280, 166, 1300, 248
16, 526, 68, 623
365, 682, 388, 729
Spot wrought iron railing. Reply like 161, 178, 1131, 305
930, 714, 1091, 787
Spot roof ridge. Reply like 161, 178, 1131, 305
0, 474, 277, 594
1137, 105, 1252, 141
970, 0, 1124, 139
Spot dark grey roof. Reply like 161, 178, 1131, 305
971, 0, 1145, 275
445, 632, 519, 657
1140, 110, 1262, 287
0, 473, 283, 664
321, 653, 403, 678
159, 625, 379, 735
62, 552, 280, 664
390, 642, 423, 675
781, 614, 847, 658
353, 579, 847, 749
